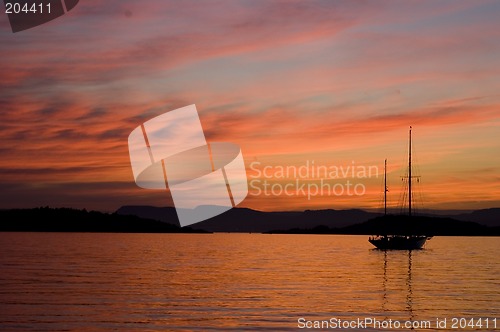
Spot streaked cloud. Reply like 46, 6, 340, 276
0, 0, 499, 211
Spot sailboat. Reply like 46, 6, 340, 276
369, 126, 431, 250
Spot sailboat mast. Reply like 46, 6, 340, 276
409, 126, 412, 217
384, 159, 387, 215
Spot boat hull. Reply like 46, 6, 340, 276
369, 235, 428, 250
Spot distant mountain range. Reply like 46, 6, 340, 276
269, 215, 499, 236
1, 206, 498, 235
449, 208, 500, 227
116, 205, 500, 233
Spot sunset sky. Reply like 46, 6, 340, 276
1, 0, 499, 212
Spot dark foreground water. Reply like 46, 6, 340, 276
0, 233, 498, 331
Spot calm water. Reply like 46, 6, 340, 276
0, 233, 498, 331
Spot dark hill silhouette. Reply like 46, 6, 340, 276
0, 207, 209, 233
2, 206, 498, 235
115, 205, 181, 226
342, 215, 498, 236
116, 206, 379, 232
452, 208, 500, 227
267, 215, 500, 236
116, 205, 500, 232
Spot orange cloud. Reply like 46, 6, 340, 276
1, 1, 499, 211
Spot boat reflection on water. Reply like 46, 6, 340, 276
405, 251, 414, 324
377, 249, 417, 329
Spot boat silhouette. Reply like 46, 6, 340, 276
369, 126, 432, 250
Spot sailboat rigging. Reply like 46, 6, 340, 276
369, 126, 431, 250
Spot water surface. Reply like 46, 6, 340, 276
0, 233, 498, 331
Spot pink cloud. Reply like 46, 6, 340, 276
1, 1, 499, 211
